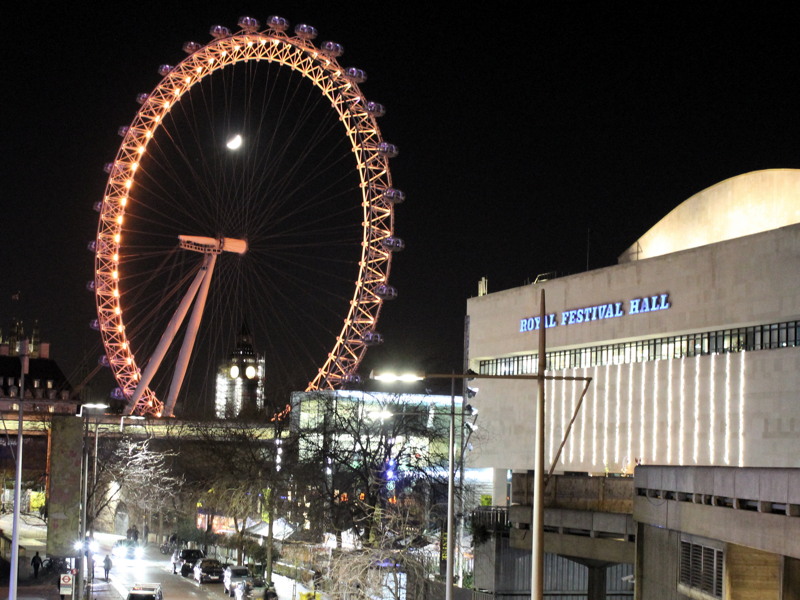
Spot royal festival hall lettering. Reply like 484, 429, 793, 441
519, 293, 671, 333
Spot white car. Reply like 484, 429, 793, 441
233, 576, 267, 600
223, 566, 251, 596
126, 583, 163, 600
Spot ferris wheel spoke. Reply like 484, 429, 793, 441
94, 16, 403, 416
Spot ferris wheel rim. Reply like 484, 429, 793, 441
93, 20, 400, 416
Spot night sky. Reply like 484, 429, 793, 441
4, 4, 799, 402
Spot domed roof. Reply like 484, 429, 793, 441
619, 169, 800, 262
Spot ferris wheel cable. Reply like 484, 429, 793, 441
231, 255, 349, 339
97, 24, 398, 415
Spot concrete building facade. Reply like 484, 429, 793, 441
464, 170, 800, 598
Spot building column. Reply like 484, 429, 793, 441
492, 468, 508, 505
587, 564, 607, 600
783, 556, 800, 600
570, 558, 610, 600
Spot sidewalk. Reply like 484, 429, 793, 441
0, 512, 124, 600
271, 572, 319, 600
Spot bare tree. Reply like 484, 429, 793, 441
296, 390, 451, 549
325, 506, 433, 600
92, 436, 184, 535
165, 418, 291, 581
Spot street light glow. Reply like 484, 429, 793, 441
370, 371, 424, 382
367, 409, 394, 420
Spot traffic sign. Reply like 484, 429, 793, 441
60, 573, 74, 595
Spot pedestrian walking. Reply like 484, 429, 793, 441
171, 549, 180, 574
103, 554, 113, 582
30, 552, 42, 579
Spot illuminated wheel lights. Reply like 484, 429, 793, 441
93, 16, 403, 416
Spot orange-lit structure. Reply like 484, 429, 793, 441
93, 16, 403, 417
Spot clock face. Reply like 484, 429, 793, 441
245, 365, 257, 379
230, 365, 240, 379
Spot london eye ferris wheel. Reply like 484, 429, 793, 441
91, 15, 404, 417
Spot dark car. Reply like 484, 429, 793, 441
194, 558, 224, 583
178, 549, 205, 577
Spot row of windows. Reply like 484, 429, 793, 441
479, 320, 800, 375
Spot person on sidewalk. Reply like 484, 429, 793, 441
103, 554, 113, 582
30, 552, 42, 579
171, 549, 180, 574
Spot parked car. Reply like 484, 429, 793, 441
113, 539, 143, 560
178, 549, 205, 577
194, 558, 224, 583
234, 576, 267, 600
223, 566, 251, 596
126, 583, 163, 600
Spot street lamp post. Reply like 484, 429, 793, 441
372, 325, 592, 599
445, 376, 456, 600
9, 340, 29, 600
365, 383, 463, 600
75, 403, 109, 600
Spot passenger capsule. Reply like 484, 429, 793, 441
98, 355, 111, 368
86, 280, 96, 292
375, 284, 398, 300
361, 331, 384, 346
341, 373, 362, 384
344, 67, 367, 83
136, 93, 149, 104
267, 16, 290, 31
118, 126, 129, 137
89, 319, 101, 331
382, 188, 405, 204
366, 101, 386, 117
158, 64, 173, 76
320, 41, 344, 57
210, 25, 231, 39
87, 241, 97, 253
103, 163, 115, 174
294, 23, 318, 40
382, 237, 405, 252
93, 201, 103, 213
183, 41, 202, 54
110, 387, 127, 400
238, 16, 260, 32
377, 142, 399, 158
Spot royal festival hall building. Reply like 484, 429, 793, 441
465, 170, 800, 599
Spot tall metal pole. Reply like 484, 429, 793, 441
76, 417, 89, 600
90, 418, 100, 585
445, 375, 456, 600
531, 290, 546, 600
9, 340, 29, 600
